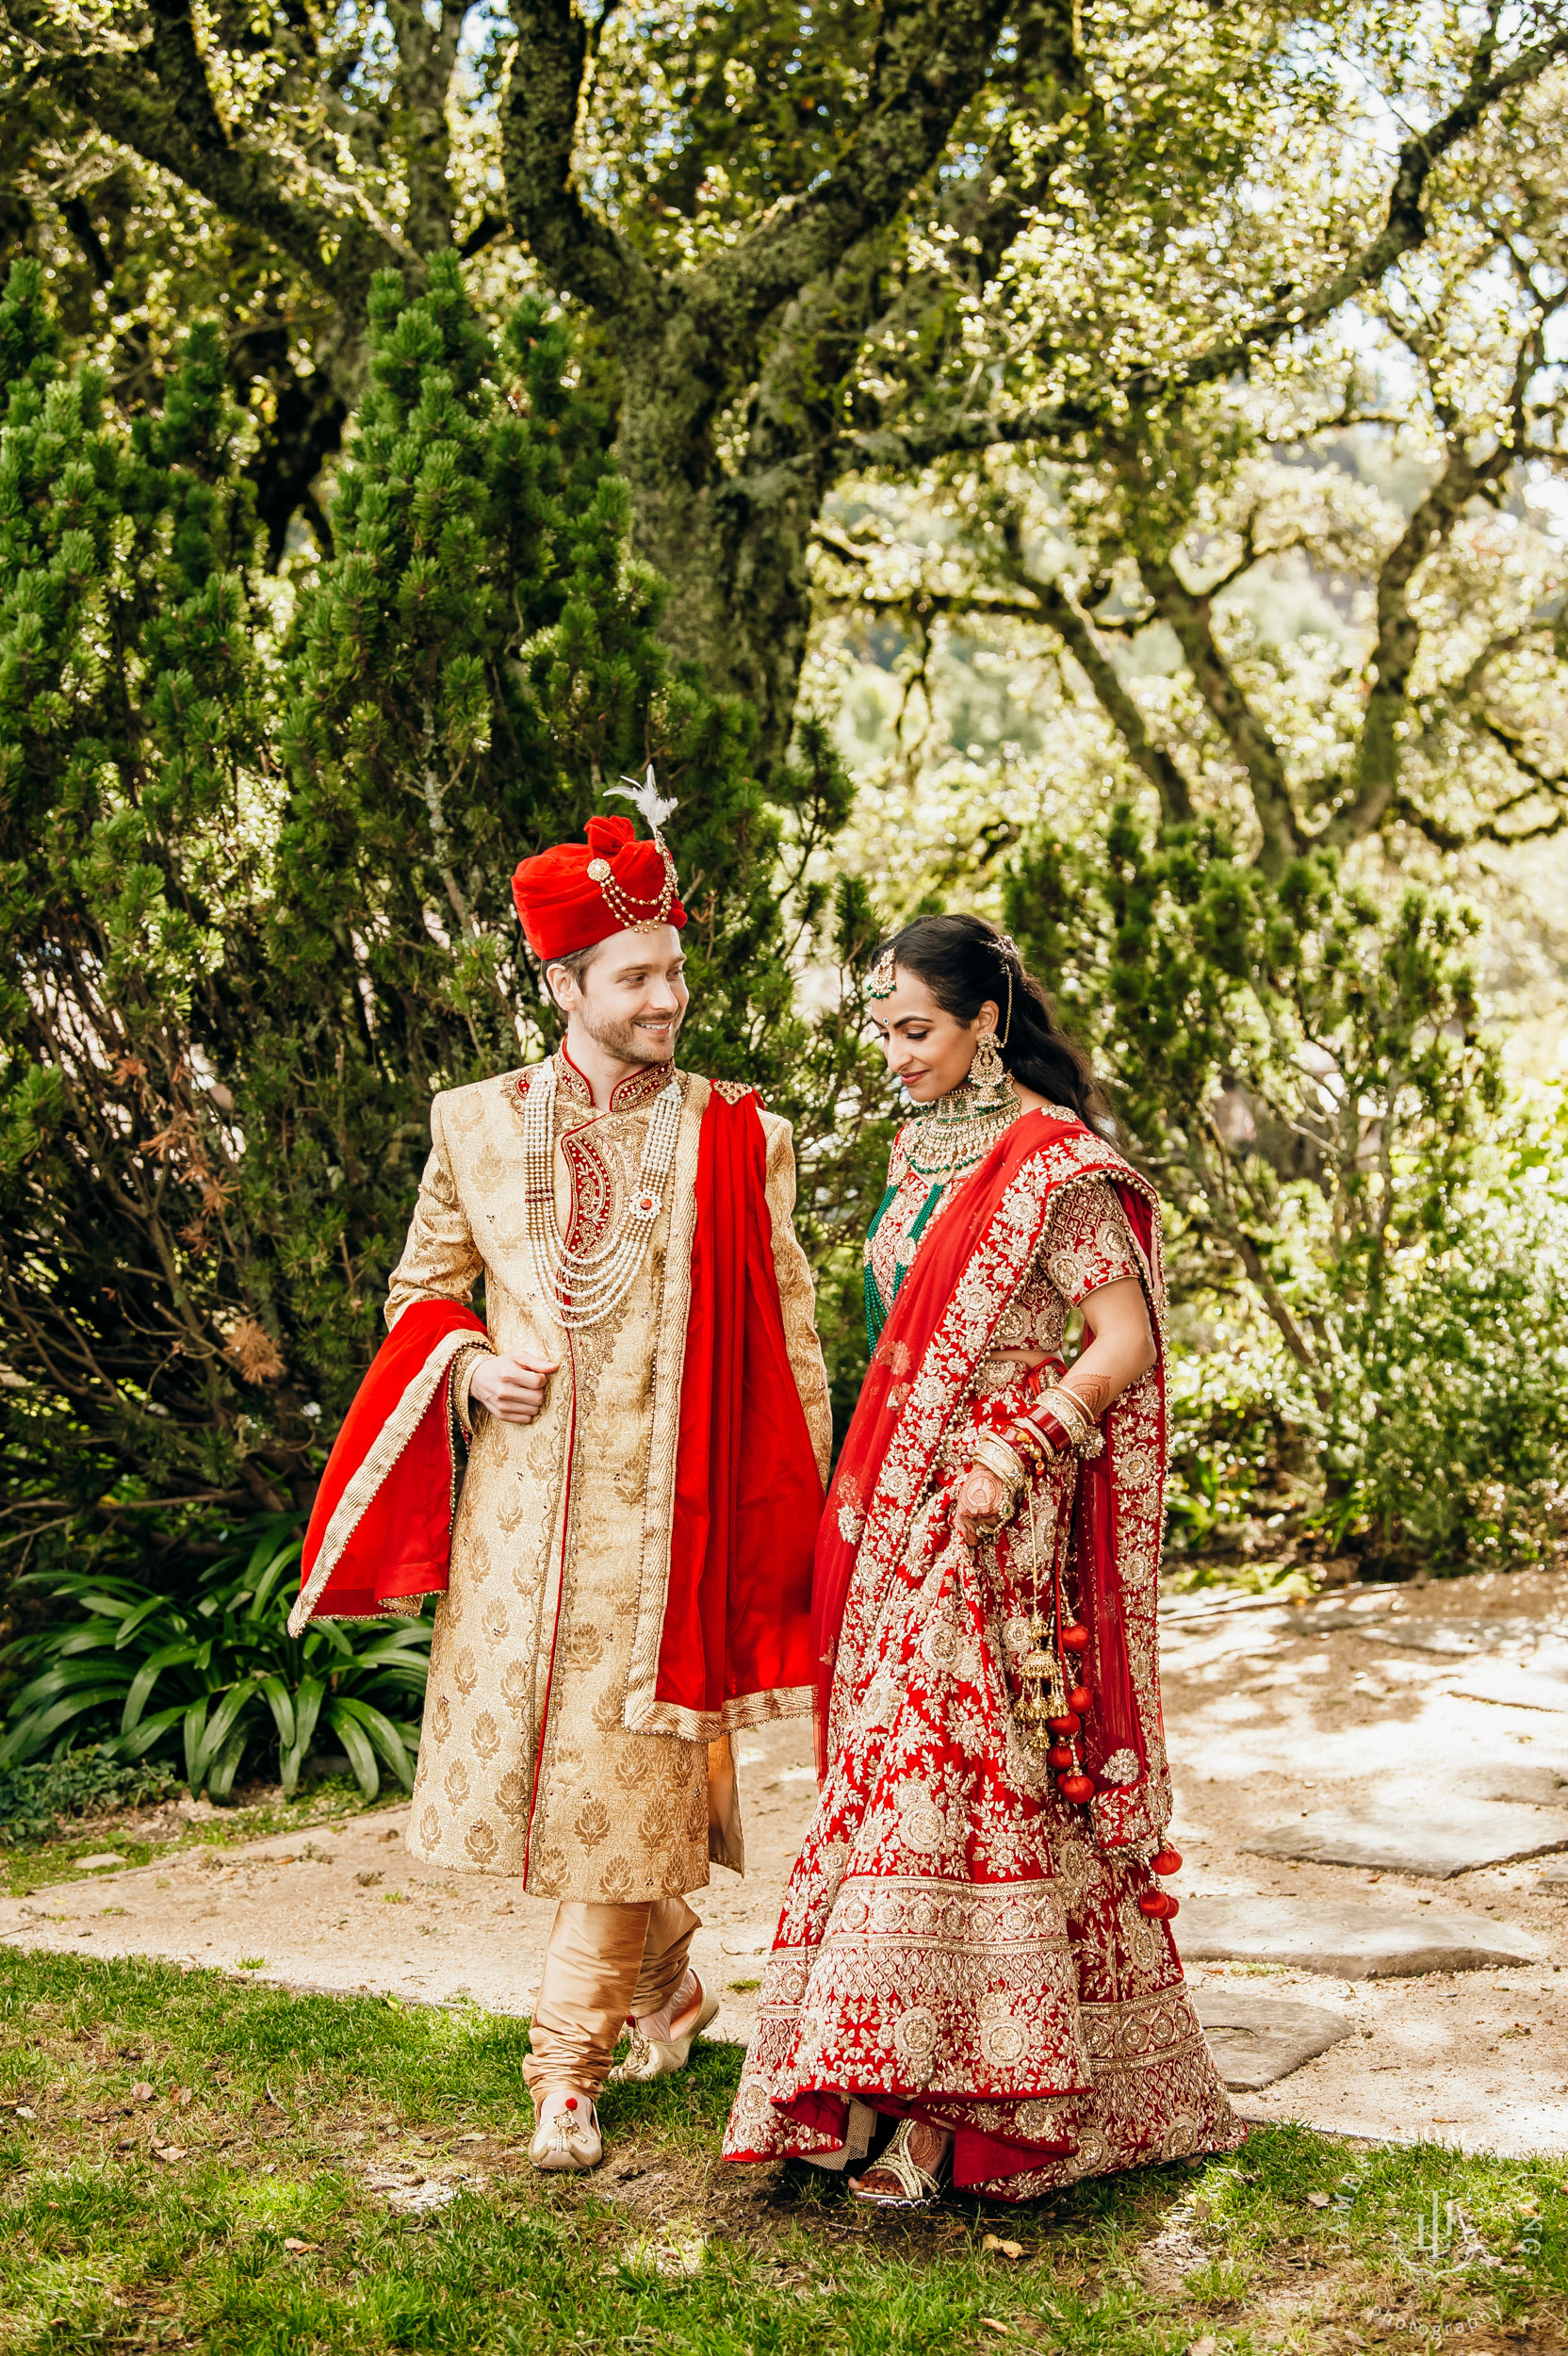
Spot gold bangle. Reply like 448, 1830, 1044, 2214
970, 1428, 1026, 1505
1043, 1384, 1093, 1450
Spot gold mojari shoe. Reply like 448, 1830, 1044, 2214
607, 1971, 720, 2084
529, 2091, 602, 2172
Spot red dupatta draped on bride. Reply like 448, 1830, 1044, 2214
812, 1107, 1170, 1851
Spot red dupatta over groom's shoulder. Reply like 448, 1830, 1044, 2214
289, 1085, 824, 1738
813, 1109, 1171, 1850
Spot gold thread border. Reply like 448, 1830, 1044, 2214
286, 1324, 476, 1637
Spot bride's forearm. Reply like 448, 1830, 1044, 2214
1061, 1278, 1155, 1418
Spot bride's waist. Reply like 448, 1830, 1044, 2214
971, 1350, 1067, 1399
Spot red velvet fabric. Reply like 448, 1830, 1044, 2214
512, 814, 687, 960
811, 1115, 1162, 1794
655, 1088, 823, 1716
298, 1299, 487, 1621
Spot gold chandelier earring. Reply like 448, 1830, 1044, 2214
968, 1026, 1014, 1116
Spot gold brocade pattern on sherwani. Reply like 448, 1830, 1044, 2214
388, 1053, 831, 1902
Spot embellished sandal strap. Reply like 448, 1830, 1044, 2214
856, 2117, 941, 2203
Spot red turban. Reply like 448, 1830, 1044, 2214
512, 815, 686, 962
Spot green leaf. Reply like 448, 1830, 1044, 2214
258, 1674, 296, 1750
332, 1694, 414, 1790
323, 1705, 381, 1801
0, 1689, 128, 1767
121, 1642, 204, 1734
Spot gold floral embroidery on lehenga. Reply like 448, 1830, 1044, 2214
724, 1134, 1244, 2197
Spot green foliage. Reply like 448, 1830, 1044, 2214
0, 251, 876, 1566
0, 1516, 428, 1801
0, 1746, 177, 1848
1005, 807, 1567, 1573
1325, 1112, 1568, 1571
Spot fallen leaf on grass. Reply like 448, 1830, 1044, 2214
1186, 2339, 1218, 2356
982, 2234, 1024, 2259
129, 2083, 154, 2102
979, 2322, 1012, 2338
172, 2086, 193, 2109
282, 2239, 320, 2255
150, 2142, 188, 2163
1306, 2192, 1331, 2209
12, 2104, 36, 2120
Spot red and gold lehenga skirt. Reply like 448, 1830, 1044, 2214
722, 1364, 1244, 2199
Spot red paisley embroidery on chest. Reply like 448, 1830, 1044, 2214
558, 1125, 614, 1256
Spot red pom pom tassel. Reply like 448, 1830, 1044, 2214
1060, 1623, 1090, 1654
1067, 1684, 1092, 1714
1151, 1846, 1183, 1877
1059, 1772, 1094, 1804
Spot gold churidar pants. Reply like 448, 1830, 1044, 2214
522, 1896, 700, 2101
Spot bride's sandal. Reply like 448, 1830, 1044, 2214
847, 2117, 952, 2209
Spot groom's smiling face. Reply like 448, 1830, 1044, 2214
547, 924, 689, 1066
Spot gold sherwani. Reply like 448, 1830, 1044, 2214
388, 1052, 831, 1903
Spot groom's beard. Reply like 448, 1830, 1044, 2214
578, 1001, 684, 1067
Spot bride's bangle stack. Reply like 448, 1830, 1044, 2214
965, 1380, 1106, 1522
967, 1428, 1028, 1519
1006, 1381, 1103, 1472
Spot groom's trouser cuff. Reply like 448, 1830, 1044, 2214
523, 1895, 700, 2099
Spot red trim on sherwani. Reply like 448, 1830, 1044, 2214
289, 1090, 821, 1726
288, 1299, 487, 1632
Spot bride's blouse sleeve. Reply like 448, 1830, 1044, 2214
1041, 1176, 1142, 1307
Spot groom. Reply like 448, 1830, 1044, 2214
291, 792, 830, 2169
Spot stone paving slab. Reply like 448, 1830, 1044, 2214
1178, 1895, 1541, 1977
1454, 1762, 1568, 1809
1355, 1617, 1566, 1659
1192, 1990, 1352, 2090
1454, 1664, 1568, 1713
1244, 1802, 1568, 1878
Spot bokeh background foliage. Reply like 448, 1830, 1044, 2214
3, 1, 1568, 1790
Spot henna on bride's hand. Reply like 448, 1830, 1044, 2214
1062, 1372, 1113, 1418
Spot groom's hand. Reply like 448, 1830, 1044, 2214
469, 1351, 559, 1425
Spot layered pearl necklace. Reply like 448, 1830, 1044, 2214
520, 1058, 684, 1330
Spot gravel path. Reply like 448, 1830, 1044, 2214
5, 1567, 1565, 2156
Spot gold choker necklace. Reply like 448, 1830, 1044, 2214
905, 1069, 1021, 1180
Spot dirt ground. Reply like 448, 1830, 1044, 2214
4, 1567, 1566, 2156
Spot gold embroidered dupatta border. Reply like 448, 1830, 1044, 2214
825, 1125, 1171, 1846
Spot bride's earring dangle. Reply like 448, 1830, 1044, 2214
905, 956, 1020, 1180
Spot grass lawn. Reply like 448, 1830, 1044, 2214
1, 1952, 1564, 2353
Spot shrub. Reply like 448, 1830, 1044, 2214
0, 1515, 428, 1799
0, 251, 882, 1563
1006, 810, 1568, 1576
0, 1747, 178, 1847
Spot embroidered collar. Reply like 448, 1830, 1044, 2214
551, 1045, 676, 1113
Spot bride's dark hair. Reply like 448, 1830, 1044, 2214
875, 912, 1114, 1132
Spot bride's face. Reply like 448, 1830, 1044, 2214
871, 967, 1000, 1105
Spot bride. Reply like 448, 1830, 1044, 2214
723, 914, 1242, 2204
